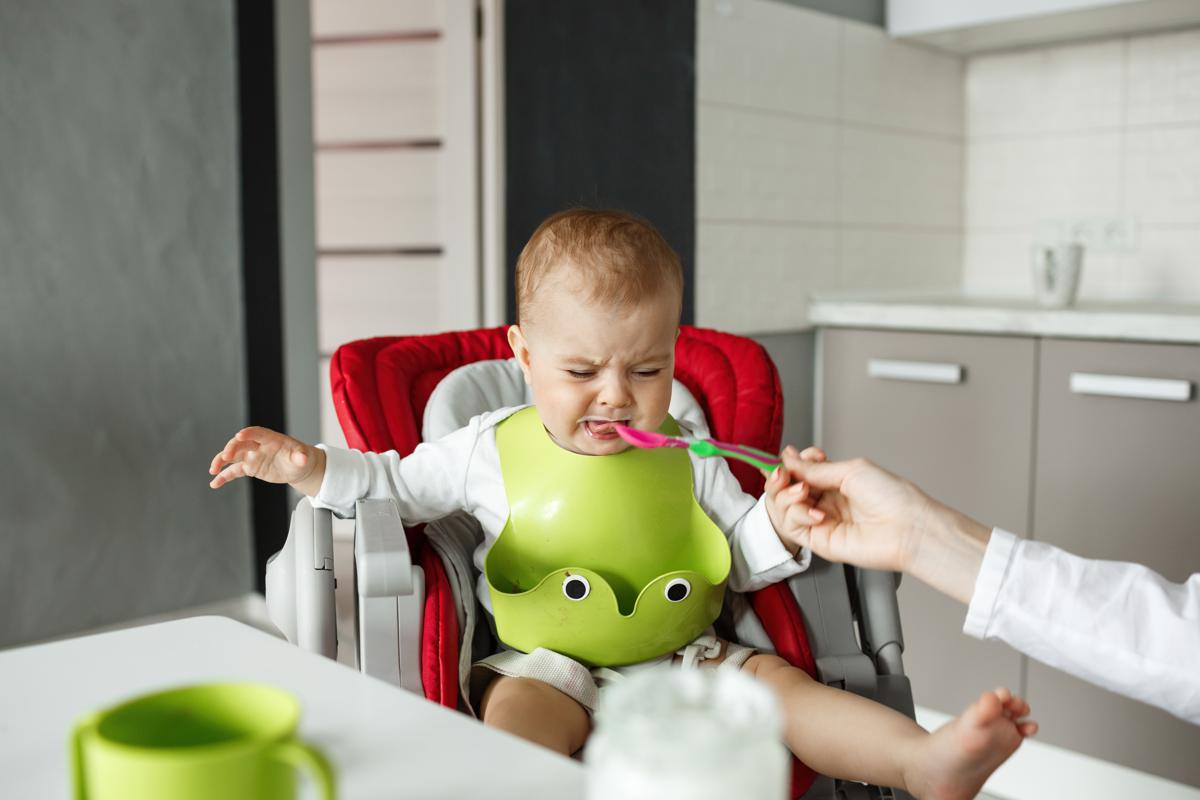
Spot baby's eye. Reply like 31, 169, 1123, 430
567, 369, 595, 379
634, 369, 662, 378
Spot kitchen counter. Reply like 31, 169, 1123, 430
807, 292, 1200, 345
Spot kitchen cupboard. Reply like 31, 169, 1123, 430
887, 0, 1200, 55
1025, 338, 1200, 786
818, 328, 1200, 786
818, 329, 1035, 715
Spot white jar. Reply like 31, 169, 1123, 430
585, 667, 788, 800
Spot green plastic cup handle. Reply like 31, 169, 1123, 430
70, 713, 100, 800
268, 738, 336, 800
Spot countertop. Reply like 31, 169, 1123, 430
807, 292, 1200, 345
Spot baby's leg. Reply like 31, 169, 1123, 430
739, 653, 1035, 800
478, 674, 591, 757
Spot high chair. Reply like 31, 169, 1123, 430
265, 326, 916, 800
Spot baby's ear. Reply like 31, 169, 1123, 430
506, 324, 533, 384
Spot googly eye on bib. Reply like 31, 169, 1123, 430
563, 574, 591, 601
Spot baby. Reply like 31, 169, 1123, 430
209, 208, 1035, 799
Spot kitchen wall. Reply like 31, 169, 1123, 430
696, 0, 966, 334
963, 28, 1200, 301
0, 0, 252, 646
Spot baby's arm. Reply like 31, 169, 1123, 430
209, 426, 326, 497
693, 452, 810, 592
209, 413, 489, 522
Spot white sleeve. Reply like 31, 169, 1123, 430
692, 454, 811, 593
309, 415, 485, 521
964, 528, 1200, 725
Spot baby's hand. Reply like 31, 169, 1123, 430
208, 426, 325, 496
763, 446, 828, 556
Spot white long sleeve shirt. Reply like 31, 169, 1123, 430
312, 406, 809, 615
964, 528, 1200, 725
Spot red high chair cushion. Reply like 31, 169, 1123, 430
330, 326, 818, 797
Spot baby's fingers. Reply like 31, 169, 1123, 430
209, 461, 250, 489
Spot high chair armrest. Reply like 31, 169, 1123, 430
853, 568, 906, 677
354, 499, 425, 695
354, 499, 415, 597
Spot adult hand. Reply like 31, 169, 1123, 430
777, 448, 936, 574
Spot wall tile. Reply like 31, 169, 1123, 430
313, 41, 440, 142
962, 230, 1034, 296
697, 0, 838, 119
697, 102, 837, 223
966, 39, 1124, 138
840, 126, 963, 228
312, 0, 440, 37
696, 221, 836, 333
1127, 28, 1200, 126
1123, 125, 1200, 226
318, 357, 349, 448
840, 21, 963, 137
1119, 227, 1200, 302
838, 228, 961, 291
965, 132, 1121, 230
317, 256, 442, 352
316, 149, 439, 247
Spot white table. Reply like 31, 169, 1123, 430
0, 616, 585, 798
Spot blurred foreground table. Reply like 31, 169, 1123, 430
0, 616, 585, 798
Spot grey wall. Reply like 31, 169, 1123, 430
0, 0, 254, 646
751, 331, 816, 449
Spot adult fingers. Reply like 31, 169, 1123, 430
779, 451, 858, 492
762, 464, 791, 497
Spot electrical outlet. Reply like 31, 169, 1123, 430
1036, 217, 1138, 253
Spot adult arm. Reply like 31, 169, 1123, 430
781, 450, 1200, 725
968, 529, 1200, 725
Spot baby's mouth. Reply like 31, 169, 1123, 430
580, 417, 629, 439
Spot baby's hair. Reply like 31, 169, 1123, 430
514, 208, 684, 326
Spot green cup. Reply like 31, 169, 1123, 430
70, 682, 335, 800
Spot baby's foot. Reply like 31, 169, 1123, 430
904, 687, 1037, 800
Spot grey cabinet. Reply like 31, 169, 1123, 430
1026, 338, 1200, 787
819, 328, 1200, 787
819, 328, 1037, 715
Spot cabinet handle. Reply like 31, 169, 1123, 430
1069, 372, 1193, 402
867, 359, 963, 385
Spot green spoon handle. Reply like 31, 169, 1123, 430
688, 440, 781, 472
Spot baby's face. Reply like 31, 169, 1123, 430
509, 275, 678, 456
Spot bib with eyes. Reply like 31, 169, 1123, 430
485, 406, 731, 667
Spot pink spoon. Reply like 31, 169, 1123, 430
613, 424, 782, 471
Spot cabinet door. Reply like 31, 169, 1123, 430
1029, 338, 1200, 787
819, 328, 1036, 715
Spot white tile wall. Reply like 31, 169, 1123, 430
697, 0, 839, 119
1126, 28, 1200, 127
964, 28, 1200, 303
313, 41, 440, 142
697, 0, 965, 334
317, 256, 441, 352
312, 0, 440, 37
840, 22, 963, 137
696, 222, 837, 331
697, 103, 838, 223
839, 127, 963, 228
315, 149, 440, 248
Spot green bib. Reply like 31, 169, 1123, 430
485, 407, 731, 667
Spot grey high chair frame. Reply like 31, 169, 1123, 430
266, 360, 918, 800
